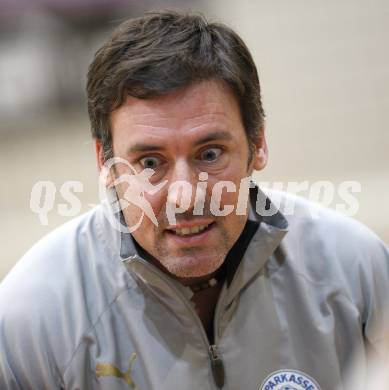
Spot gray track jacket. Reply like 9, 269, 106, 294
0, 189, 388, 389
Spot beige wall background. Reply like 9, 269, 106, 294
1, 0, 388, 280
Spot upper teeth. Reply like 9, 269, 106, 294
173, 224, 210, 236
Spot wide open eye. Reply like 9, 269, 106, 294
199, 147, 222, 162
139, 156, 161, 169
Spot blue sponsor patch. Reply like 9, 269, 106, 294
260, 370, 321, 390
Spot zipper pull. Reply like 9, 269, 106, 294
209, 345, 225, 388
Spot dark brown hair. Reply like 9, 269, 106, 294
87, 10, 265, 161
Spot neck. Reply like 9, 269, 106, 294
191, 281, 223, 343
177, 271, 219, 288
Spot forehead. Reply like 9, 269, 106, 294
110, 80, 244, 146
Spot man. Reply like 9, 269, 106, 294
0, 10, 388, 390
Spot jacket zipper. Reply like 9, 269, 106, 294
126, 256, 226, 389
209, 345, 225, 388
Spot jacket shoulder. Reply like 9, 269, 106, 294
266, 188, 386, 252
266, 189, 389, 305
0, 207, 130, 379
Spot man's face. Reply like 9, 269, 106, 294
97, 80, 267, 281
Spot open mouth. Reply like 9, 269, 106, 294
166, 222, 215, 237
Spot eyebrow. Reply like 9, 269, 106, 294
127, 143, 163, 154
126, 131, 233, 154
193, 131, 233, 146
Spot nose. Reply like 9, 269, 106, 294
166, 159, 197, 212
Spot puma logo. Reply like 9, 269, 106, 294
96, 352, 139, 389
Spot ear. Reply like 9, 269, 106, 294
95, 139, 105, 172
252, 128, 268, 171
95, 140, 114, 187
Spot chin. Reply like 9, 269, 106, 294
164, 252, 225, 279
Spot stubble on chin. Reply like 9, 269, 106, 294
154, 225, 230, 279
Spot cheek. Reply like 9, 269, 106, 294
144, 190, 168, 218
216, 159, 250, 181
113, 181, 148, 232
208, 171, 249, 205
219, 191, 244, 221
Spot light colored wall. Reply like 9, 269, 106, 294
207, 0, 389, 241
1, 1, 388, 280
